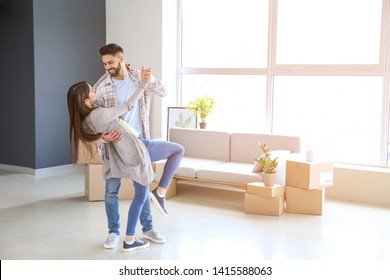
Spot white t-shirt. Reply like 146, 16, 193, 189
112, 74, 143, 135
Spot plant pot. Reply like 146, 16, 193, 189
199, 122, 207, 129
262, 172, 276, 187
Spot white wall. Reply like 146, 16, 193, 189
106, 0, 179, 139
161, 0, 180, 138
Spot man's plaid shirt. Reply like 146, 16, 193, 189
93, 69, 167, 139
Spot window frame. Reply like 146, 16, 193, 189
178, 0, 390, 166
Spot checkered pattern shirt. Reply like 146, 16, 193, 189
93, 68, 167, 139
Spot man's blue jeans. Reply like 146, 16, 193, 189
105, 138, 184, 236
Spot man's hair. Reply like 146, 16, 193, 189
99, 43, 123, 56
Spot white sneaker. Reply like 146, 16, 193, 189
142, 228, 166, 244
104, 232, 119, 249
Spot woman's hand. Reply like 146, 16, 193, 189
102, 128, 121, 142
140, 66, 152, 83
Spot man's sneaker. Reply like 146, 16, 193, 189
104, 232, 119, 249
122, 239, 149, 252
142, 228, 166, 244
150, 188, 168, 217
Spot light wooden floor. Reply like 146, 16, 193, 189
0, 168, 389, 261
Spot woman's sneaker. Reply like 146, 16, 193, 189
104, 232, 119, 249
123, 239, 150, 252
150, 189, 168, 217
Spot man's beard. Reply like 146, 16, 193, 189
108, 63, 121, 77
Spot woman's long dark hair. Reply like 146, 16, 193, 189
67, 81, 102, 163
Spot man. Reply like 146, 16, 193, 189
93, 43, 184, 251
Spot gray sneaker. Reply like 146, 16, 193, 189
150, 189, 168, 217
142, 228, 166, 244
104, 232, 119, 249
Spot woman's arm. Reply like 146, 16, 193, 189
90, 84, 147, 133
126, 81, 147, 107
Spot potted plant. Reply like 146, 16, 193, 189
186, 95, 216, 129
254, 143, 279, 186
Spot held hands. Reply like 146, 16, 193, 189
127, 64, 153, 83
102, 128, 121, 143
140, 66, 152, 83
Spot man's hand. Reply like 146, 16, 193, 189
140, 66, 152, 83
102, 128, 121, 142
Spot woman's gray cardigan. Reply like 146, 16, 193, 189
82, 84, 155, 186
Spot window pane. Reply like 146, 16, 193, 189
181, 74, 266, 132
277, 0, 382, 64
273, 76, 382, 165
181, 0, 269, 68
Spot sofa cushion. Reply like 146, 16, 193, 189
252, 161, 263, 173
170, 128, 230, 161
197, 162, 263, 185
252, 149, 291, 173
231, 133, 303, 163
175, 157, 227, 178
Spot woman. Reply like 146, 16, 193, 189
67, 80, 157, 251
68, 80, 154, 183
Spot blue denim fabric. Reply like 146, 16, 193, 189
105, 139, 184, 236
105, 177, 121, 236
140, 138, 184, 188
126, 181, 153, 235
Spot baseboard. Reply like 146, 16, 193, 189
0, 164, 35, 174
0, 163, 85, 178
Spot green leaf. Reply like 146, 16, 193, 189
256, 143, 278, 174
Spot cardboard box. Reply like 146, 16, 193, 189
85, 164, 134, 201
285, 186, 325, 215
247, 182, 285, 198
77, 140, 103, 164
286, 160, 333, 189
244, 193, 284, 216
153, 160, 167, 182
85, 163, 177, 201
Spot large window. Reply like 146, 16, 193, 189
181, 74, 267, 132
181, 0, 269, 68
179, 0, 390, 166
277, 0, 383, 64
273, 76, 383, 165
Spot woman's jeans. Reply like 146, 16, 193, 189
105, 138, 184, 236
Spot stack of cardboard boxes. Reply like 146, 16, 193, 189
245, 159, 333, 216
285, 160, 333, 215
245, 182, 285, 216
